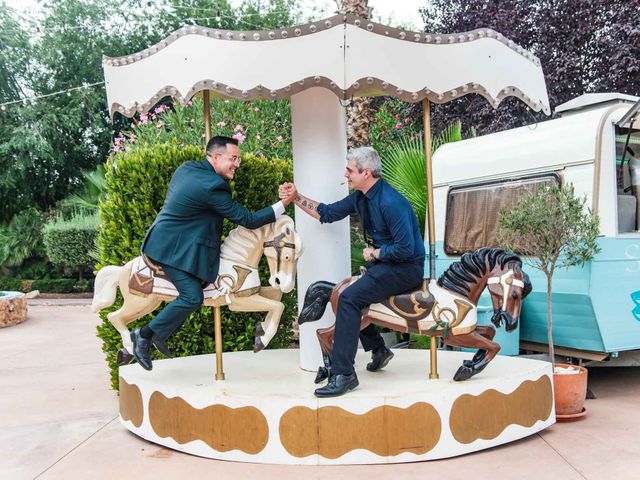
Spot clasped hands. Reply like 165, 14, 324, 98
278, 182, 297, 206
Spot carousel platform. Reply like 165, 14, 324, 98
118, 349, 554, 464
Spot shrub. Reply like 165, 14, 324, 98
43, 212, 99, 280
113, 97, 292, 160
370, 98, 422, 157
0, 277, 88, 293
96, 143, 295, 390
31, 278, 78, 293
0, 208, 46, 269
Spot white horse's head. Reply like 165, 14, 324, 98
263, 215, 303, 293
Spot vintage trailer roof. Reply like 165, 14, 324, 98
103, 15, 549, 118
432, 103, 632, 188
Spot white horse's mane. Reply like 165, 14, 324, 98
220, 223, 270, 265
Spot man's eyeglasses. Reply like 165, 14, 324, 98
217, 153, 241, 165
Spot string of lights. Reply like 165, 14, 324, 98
0, 3, 307, 109
0, 82, 105, 111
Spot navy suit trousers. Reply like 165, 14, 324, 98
331, 261, 424, 375
148, 261, 204, 340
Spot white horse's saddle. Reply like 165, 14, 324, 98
128, 255, 260, 299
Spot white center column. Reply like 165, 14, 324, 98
291, 87, 350, 371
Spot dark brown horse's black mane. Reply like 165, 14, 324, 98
437, 247, 522, 298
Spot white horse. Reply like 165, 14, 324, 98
92, 215, 302, 364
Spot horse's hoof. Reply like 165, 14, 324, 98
255, 323, 265, 336
253, 337, 265, 353
117, 348, 135, 366
314, 366, 330, 384
453, 365, 474, 381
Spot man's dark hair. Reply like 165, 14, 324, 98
206, 135, 238, 158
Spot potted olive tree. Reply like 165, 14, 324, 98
498, 184, 600, 418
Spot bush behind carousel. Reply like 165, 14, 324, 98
96, 143, 295, 391
43, 211, 99, 280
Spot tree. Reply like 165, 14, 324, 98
0, 0, 302, 225
0, 3, 32, 222
341, 0, 374, 149
498, 184, 600, 365
419, 0, 640, 136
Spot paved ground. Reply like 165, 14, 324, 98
1, 303, 638, 480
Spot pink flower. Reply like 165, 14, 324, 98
186, 101, 192, 107
154, 105, 167, 114
156, 120, 164, 128
129, 134, 137, 143
114, 137, 123, 145
394, 114, 401, 119
130, 122, 136, 129
151, 113, 156, 120
232, 133, 246, 143
139, 113, 148, 125
404, 118, 411, 124
276, 135, 283, 142
112, 144, 120, 153
234, 124, 244, 132
216, 121, 226, 128
395, 123, 402, 129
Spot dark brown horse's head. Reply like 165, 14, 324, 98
487, 260, 531, 332
437, 248, 532, 333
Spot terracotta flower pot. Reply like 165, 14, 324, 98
553, 363, 588, 418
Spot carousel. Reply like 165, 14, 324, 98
95, 13, 555, 464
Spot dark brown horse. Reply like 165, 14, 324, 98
299, 248, 531, 382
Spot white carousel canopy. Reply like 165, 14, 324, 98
103, 14, 550, 118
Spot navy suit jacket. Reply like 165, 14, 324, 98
141, 160, 275, 282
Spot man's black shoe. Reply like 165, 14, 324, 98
314, 373, 359, 398
130, 328, 153, 371
366, 346, 394, 372
151, 335, 174, 358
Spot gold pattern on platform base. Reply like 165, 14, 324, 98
148, 391, 269, 454
119, 377, 144, 427
280, 403, 441, 459
449, 375, 553, 444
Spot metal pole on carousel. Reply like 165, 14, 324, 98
203, 89, 225, 381
422, 99, 439, 380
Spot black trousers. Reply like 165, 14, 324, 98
332, 261, 424, 375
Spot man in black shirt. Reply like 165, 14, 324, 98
280, 147, 425, 397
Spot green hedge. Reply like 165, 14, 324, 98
0, 278, 92, 293
43, 212, 99, 277
96, 144, 295, 390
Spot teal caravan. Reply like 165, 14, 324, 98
430, 93, 640, 361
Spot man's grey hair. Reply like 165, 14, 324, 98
347, 146, 382, 178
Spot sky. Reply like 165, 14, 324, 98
7, 0, 427, 30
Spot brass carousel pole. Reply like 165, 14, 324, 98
422, 99, 438, 380
204, 90, 212, 142
203, 90, 225, 380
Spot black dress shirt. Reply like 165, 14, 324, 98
317, 179, 425, 264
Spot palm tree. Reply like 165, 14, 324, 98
340, 0, 373, 149
381, 121, 471, 232
61, 164, 106, 212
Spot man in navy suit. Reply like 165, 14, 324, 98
131, 135, 295, 370
280, 147, 425, 397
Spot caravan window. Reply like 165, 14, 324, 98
615, 125, 640, 234
444, 174, 560, 255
